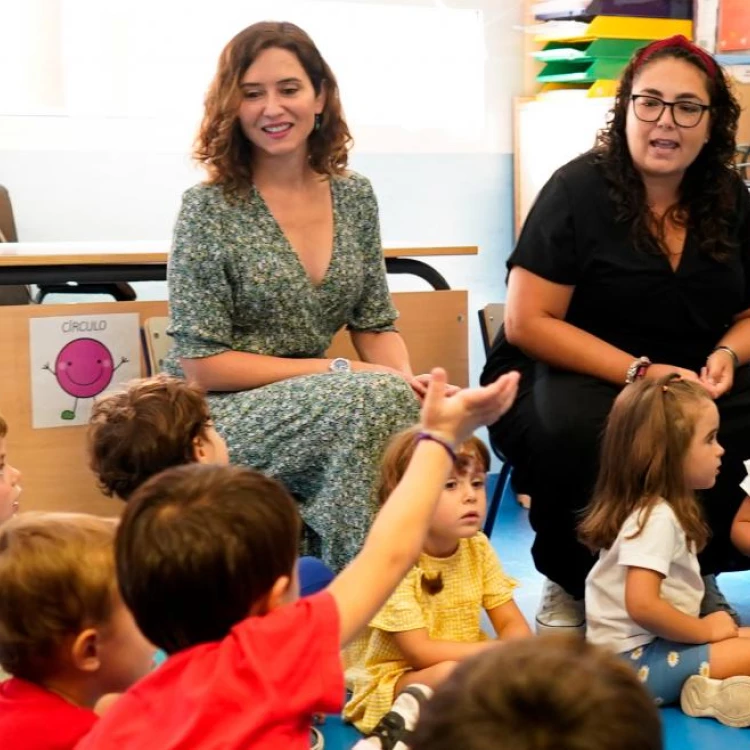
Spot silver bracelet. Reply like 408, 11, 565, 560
625, 356, 651, 385
711, 346, 740, 369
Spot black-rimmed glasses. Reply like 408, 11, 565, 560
631, 95, 711, 129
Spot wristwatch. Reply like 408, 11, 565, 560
328, 357, 351, 373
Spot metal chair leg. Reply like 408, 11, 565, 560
484, 461, 511, 538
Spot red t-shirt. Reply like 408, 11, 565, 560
0, 677, 98, 749
76, 592, 343, 750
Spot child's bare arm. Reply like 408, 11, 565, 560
328, 369, 520, 646
487, 600, 532, 640
625, 567, 737, 643
391, 629, 496, 669
730, 496, 750, 556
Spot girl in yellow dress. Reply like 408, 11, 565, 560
344, 426, 531, 733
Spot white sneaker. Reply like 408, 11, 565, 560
535, 578, 585, 635
681, 675, 750, 728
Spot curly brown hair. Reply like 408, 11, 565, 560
194, 21, 353, 196
595, 43, 741, 261
88, 374, 212, 500
579, 375, 711, 553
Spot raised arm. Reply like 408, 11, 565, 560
328, 368, 520, 646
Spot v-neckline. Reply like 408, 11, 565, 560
662, 230, 689, 275
253, 180, 337, 290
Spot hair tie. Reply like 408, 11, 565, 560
632, 35, 718, 80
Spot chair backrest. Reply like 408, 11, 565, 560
478, 303, 505, 355
142, 316, 172, 375
0, 185, 31, 305
0, 185, 18, 243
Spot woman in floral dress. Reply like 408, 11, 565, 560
166, 21, 422, 569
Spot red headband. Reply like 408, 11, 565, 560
632, 35, 719, 80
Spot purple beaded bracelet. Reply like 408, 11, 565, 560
416, 431, 457, 462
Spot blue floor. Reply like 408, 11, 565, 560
321, 474, 750, 749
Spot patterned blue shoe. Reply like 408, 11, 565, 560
367, 684, 433, 750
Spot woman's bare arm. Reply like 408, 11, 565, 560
506, 267, 669, 385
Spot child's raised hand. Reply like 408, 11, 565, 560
420, 368, 520, 447
702, 611, 739, 642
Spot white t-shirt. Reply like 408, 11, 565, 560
585, 500, 704, 653
740, 458, 750, 495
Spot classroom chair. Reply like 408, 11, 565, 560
478, 303, 515, 538
142, 316, 171, 375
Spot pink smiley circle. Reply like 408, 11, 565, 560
54, 338, 116, 398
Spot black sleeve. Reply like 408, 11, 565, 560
509, 167, 581, 286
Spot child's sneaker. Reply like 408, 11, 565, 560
364, 684, 433, 750
535, 578, 585, 636
310, 726, 324, 749
681, 674, 750, 727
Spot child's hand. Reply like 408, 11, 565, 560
420, 368, 520, 447
702, 611, 739, 642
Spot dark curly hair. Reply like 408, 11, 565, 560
595, 44, 741, 261
194, 21, 353, 196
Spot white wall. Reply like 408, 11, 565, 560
0, 1, 526, 396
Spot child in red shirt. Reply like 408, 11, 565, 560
76, 367, 519, 750
0, 513, 155, 750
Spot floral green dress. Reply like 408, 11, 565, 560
165, 172, 420, 570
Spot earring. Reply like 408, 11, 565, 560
314, 113, 322, 131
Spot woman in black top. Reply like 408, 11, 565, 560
482, 36, 750, 632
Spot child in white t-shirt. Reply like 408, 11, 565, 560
580, 375, 750, 728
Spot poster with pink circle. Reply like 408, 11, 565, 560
29, 313, 141, 428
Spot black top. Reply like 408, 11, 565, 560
483, 153, 750, 383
